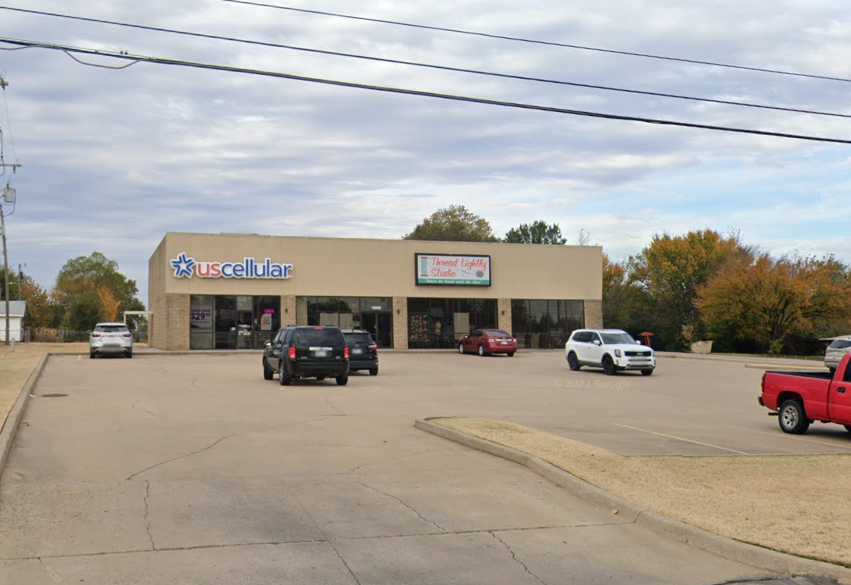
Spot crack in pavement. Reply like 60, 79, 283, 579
324, 395, 343, 414
355, 479, 447, 533
489, 531, 549, 585
124, 434, 237, 481
38, 557, 62, 584
280, 477, 363, 585
143, 480, 156, 550
132, 400, 156, 417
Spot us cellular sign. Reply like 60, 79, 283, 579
170, 252, 293, 279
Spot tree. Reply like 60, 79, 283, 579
504, 221, 566, 245
19, 276, 58, 329
602, 254, 654, 336
404, 205, 499, 242
53, 252, 145, 331
0, 267, 21, 300
629, 230, 754, 350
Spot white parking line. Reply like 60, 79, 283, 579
730, 425, 851, 452
613, 423, 750, 455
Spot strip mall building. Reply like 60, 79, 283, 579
149, 232, 602, 351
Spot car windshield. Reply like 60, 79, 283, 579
828, 339, 851, 350
600, 332, 637, 345
95, 325, 129, 333
485, 331, 511, 338
344, 332, 373, 345
294, 328, 341, 345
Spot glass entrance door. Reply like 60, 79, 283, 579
362, 312, 393, 348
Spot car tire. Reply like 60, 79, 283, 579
336, 375, 348, 386
640, 369, 653, 376
90, 350, 95, 359
458, 343, 465, 354
778, 399, 809, 434
602, 355, 617, 376
567, 352, 581, 371
845, 425, 851, 434
478, 345, 486, 357
369, 366, 379, 376
279, 362, 292, 386
507, 352, 515, 357
263, 360, 273, 380
127, 350, 133, 359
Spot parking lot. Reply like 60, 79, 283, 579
1, 351, 847, 584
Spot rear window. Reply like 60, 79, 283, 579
95, 325, 129, 333
344, 332, 373, 344
293, 328, 343, 345
828, 340, 851, 350
485, 331, 511, 338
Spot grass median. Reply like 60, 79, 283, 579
432, 417, 851, 568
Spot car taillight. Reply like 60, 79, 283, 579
344, 347, 349, 360
288, 347, 296, 360
91, 333, 101, 338
368, 344, 377, 350
123, 333, 132, 338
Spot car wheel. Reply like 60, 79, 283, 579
90, 350, 95, 359
458, 343, 465, 354
279, 362, 292, 386
602, 355, 617, 376
778, 399, 809, 434
507, 352, 515, 357
336, 375, 348, 386
640, 369, 653, 376
369, 366, 379, 376
316, 375, 326, 381
567, 352, 580, 371
478, 345, 486, 357
263, 360, 273, 380
126, 350, 133, 359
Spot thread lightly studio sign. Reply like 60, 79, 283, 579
170, 253, 293, 279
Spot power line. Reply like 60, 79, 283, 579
210, 0, 851, 84
2, 36, 850, 146
3, 6, 851, 120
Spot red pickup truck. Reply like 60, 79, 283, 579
760, 353, 851, 434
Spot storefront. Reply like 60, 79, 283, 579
149, 233, 603, 351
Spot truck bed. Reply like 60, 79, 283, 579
764, 370, 832, 380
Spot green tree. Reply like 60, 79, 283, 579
20, 276, 58, 329
504, 221, 566, 245
0, 267, 21, 300
602, 254, 654, 336
53, 252, 145, 331
404, 205, 499, 242
629, 230, 754, 350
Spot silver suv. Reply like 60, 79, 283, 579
90, 322, 134, 359
565, 328, 655, 376
825, 335, 851, 373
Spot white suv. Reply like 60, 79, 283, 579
565, 329, 655, 376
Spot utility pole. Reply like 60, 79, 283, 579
1, 203, 9, 345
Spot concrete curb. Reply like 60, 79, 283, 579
414, 417, 851, 584
0, 353, 49, 480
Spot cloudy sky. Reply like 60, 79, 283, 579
1, 0, 850, 306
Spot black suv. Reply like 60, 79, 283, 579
341, 329, 379, 376
263, 325, 350, 386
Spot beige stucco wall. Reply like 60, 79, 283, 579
149, 232, 603, 349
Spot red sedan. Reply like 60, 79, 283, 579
459, 329, 517, 357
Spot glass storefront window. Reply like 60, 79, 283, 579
300, 296, 393, 348
407, 298, 498, 349
511, 299, 585, 349
189, 294, 280, 350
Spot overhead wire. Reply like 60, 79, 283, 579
210, 0, 851, 84
1, 5, 850, 120
2, 36, 851, 145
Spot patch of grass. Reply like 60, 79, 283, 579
434, 417, 851, 568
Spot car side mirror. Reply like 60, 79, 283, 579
593, 339, 601, 346
636, 340, 642, 345
265, 341, 271, 348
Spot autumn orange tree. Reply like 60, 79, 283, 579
627, 230, 753, 350
697, 254, 851, 354
602, 254, 653, 335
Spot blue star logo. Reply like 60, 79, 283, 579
170, 253, 196, 278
